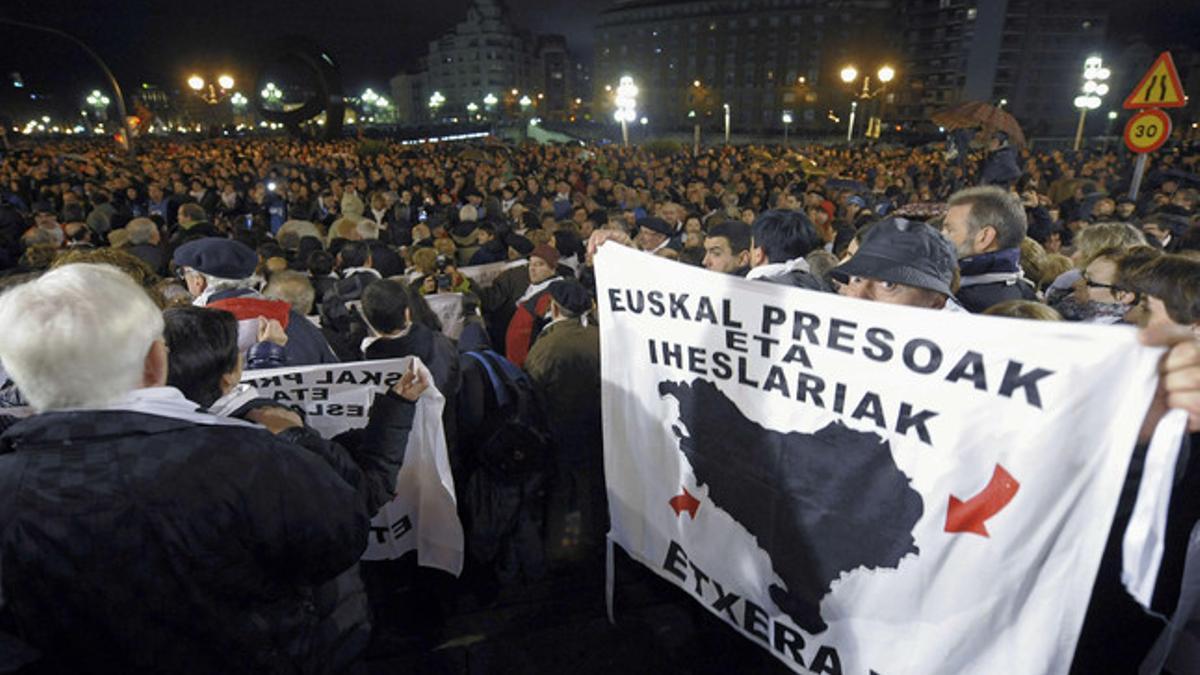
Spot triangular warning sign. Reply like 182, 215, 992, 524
1124, 52, 1187, 109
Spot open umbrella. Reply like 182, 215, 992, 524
932, 101, 1026, 148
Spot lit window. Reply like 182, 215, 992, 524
967, 8, 977, 19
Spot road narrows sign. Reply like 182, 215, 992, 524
1123, 52, 1187, 110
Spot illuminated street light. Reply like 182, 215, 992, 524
614, 76, 638, 146
1074, 55, 1110, 150
483, 93, 498, 106
840, 63, 897, 142
217, 74, 235, 90
362, 88, 379, 104
261, 82, 282, 102
187, 75, 205, 91
428, 90, 446, 120
519, 95, 533, 108
782, 110, 793, 146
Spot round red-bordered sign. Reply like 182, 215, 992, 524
1124, 109, 1172, 154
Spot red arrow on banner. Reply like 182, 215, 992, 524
945, 464, 1020, 538
669, 487, 701, 518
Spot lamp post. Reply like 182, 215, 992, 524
723, 103, 731, 144
188, 73, 235, 104
428, 90, 446, 121
614, 76, 638, 147
840, 64, 895, 142
260, 81, 283, 107
85, 89, 110, 124
782, 111, 793, 146
1072, 56, 1110, 151
483, 92, 498, 120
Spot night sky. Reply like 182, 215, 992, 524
1, 0, 1197, 113
1, 0, 609, 104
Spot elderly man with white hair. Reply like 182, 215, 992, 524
0, 263, 426, 672
174, 237, 338, 365
123, 216, 165, 273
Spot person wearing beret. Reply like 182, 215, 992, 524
174, 238, 339, 366
634, 216, 680, 254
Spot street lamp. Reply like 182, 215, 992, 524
723, 103, 731, 144
261, 82, 282, 104
467, 101, 479, 119
782, 111, 793, 146
428, 90, 446, 120
85, 89, 110, 122
839, 63, 895, 141
614, 76, 637, 146
189, 73, 235, 104
1073, 56, 1110, 151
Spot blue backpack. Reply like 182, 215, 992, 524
462, 350, 554, 479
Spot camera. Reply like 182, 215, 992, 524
434, 254, 453, 291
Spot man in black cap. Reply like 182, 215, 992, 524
525, 279, 603, 564
174, 238, 338, 365
831, 217, 962, 310
635, 216, 678, 254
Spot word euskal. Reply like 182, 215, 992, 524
607, 288, 1056, 446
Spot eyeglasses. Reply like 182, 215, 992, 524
1084, 275, 1142, 305
1082, 276, 1120, 291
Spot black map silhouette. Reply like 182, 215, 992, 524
660, 378, 924, 634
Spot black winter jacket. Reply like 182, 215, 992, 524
0, 395, 414, 674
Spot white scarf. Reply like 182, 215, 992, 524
517, 276, 559, 305
745, 257, 812, 281
82, 387, 255, 428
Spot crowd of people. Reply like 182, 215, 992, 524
0, 131, 1199, 673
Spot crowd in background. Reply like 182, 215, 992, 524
0, 132, 1199, 673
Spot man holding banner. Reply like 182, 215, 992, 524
595, 242, 1197, 674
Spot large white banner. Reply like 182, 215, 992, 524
595, 244, 1181, 674
240, 358, 464, 575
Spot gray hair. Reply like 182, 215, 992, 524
264, 271, 316, 316
356, 218, 380, 240
126, 217, 157, 245
0, 264, 164, 411
947, 186, 1028, 250
1074, 221, 1146, 266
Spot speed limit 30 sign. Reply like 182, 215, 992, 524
1123, 109, 1172, 154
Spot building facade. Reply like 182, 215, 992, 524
593, 0, 894, 133
897, 0, 1111, 137
390, 0, 587, 125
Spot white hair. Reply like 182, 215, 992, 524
356, 218, 380, 240
125, 217, 157, 245
0, 264, 164, 411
